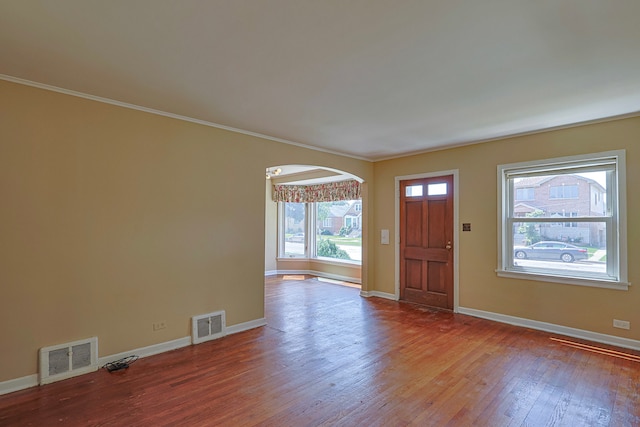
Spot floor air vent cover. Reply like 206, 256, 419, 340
192, 310, 226, 344
39, 337, 98, 385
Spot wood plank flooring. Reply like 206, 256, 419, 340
1, 275, 639, 426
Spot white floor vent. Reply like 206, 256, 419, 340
39, 337, 98, 385
192, 311, 226, 344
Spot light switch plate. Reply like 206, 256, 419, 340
381, 229, 389, 245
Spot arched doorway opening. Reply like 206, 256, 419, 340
264, 165, 364, 285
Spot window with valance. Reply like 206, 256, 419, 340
274, 180, 362, 264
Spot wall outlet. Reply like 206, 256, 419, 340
153, 321, 167, 331
613, 319, 630, 330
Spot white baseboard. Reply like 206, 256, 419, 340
98, 318, 267, 367
458, 306, 640, 351
0, 374, 38, 396
360, 290, 397, 300
226, 318, 267, 335
275, 269, 361, 284
264, 270, 278, 276
98, 336, 192, 366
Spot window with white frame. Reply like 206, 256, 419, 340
282, 202, 307, 257
278, 200, 361, 263
497, 150, 627, 289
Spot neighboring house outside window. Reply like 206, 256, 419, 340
512, 175, 606, 247
318, 203, 349, 235
341, 201, 363, 236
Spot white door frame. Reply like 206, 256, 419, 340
394, 169, 460, 312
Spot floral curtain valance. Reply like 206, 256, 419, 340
272, 180, 361, 203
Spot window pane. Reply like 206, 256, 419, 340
316, 200, 361, 262
427, 183, 447, 196
512, 221, 607, 276
512, 172, 607, 219
405, 185, 423, 197
515, 187, 535, 200
283, 202, 305, 257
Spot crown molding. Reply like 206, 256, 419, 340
0, 74, 372, 162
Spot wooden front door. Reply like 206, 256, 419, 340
400, 175, 454, 310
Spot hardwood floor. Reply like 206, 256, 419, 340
1, 275, 639, 426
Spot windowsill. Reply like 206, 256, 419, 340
496, 269, 629, 291
277, 257, 361, 267
314, 257, 361, 266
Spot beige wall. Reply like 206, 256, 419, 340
372, 117, 640, 340
0, 80, 372, 382
2, 77, 637, 386
264, 181, 278, 273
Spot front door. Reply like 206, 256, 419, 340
399, 175, 454, 310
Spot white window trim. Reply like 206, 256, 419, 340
308, 203, 317, 258
496, 150, 629, 290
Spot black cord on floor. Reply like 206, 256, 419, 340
102, 355, 139, 372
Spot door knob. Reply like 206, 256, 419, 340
446, 241, 452, 250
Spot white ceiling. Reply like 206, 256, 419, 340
268, 165, 357, 185
2, 1, 639, 161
